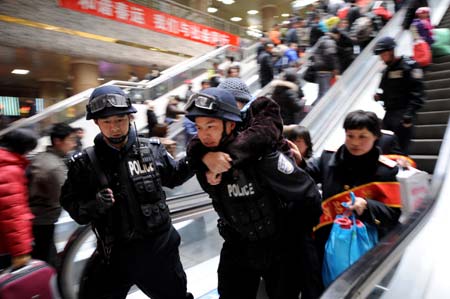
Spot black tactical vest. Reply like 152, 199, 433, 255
212, 167, 282, 242
124, 139, 170, 235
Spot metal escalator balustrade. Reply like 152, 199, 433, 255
409, 5, 450, 173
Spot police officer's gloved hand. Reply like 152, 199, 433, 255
96, 188, 115, 214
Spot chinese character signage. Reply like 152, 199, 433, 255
59, 0, 239, 46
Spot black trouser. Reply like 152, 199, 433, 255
78, 227, 192, 299
383, 109, 413, 154
217, 235, 322, 299
32, 224, 58, 267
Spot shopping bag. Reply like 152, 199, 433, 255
322, 194, 378, 287
396, 167, 430, 221
413, 39, 432, 67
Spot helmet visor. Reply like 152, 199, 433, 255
185, 93, 240, 115
88, 94, 131, 113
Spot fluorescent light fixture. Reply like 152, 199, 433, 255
230, 17, 242, 22
97, 78, 105, 81
247, 10, 258, 15
282, 20, 290, 24
11, 69, 29, 75
222, 0, 235, 4
281, 13, 290, 17
207, 7, 218, 13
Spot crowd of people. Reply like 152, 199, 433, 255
0, 1, 435, 298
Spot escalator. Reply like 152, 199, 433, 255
410, 6, 450, 173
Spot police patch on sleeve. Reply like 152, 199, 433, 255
277, 153, 294, 174
411, 68, 423, 79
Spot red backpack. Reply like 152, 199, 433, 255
413, 39, 432, 67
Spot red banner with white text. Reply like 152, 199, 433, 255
58, 0, 239, 46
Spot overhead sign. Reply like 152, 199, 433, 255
58, 0, 239, 46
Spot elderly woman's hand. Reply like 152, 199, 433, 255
347, 196, 367, 216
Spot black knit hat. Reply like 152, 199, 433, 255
0, 128, 38, 155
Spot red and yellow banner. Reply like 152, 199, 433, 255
314, 182, 401, 231
58, 0, 239, 46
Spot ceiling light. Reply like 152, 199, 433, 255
247, 10, 258, 15
97, 78, 105, 81
222, 0, 235, 4
230, 17, 242, 22
207, 7, 218, 13
11, 69, 29, 75
281, 13, 290, 17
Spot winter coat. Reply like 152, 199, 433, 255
0, 148, 33, 257
270, 80, 305, 125
313, 35, 339, 72
28, 147, 67, 225
258, 51, 275, 86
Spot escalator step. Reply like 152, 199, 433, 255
413, 124, 447, 139
416, 110, 450, 125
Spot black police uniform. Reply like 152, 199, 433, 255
60, 129, 193, 299
378, 56, 425, 153
195, 148, 323, 299
304, 145, 401, 265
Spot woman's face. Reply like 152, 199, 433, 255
293, 137, 308, 158
345, 128, 378, 156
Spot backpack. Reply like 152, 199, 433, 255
350, 16, 373, 44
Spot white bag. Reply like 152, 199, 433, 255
396, 167, 430, 222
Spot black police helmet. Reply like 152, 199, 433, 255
186, 87, 242, 123
373, 36, 396, 55
86, 86, 137, 120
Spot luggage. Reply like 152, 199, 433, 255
0, 259, 59, 299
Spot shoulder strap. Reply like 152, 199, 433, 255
85, 147, 109, 188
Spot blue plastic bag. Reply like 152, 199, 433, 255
322, 194, 378, 287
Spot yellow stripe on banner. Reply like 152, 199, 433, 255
321, 181, 401, 207
0, 14, 192, 58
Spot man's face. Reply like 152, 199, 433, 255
95, 114, 130, 146
195, 117, 235, 148
228, 68, 240, 78
379, 50, 395, 65
54, 133, 77, 155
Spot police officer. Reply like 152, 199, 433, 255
185, 87, 323, 299
60, 86, 194, 299
373, 36, 425, 154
